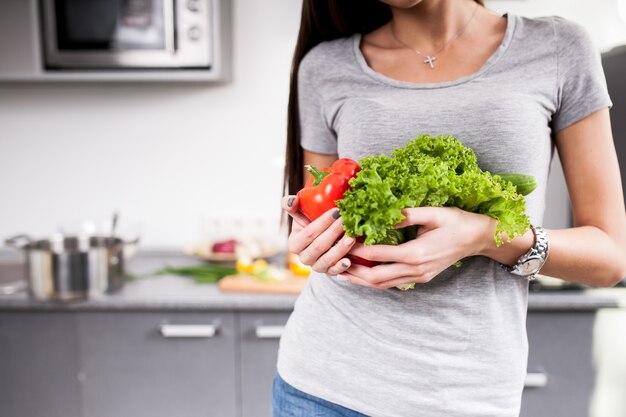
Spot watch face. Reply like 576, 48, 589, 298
521, 257, 543, 274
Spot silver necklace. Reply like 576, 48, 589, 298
390, 3, 479, 69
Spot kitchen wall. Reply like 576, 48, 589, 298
0, 0, 624, 248
489, 0, 626, 51
0, 0, 301, 248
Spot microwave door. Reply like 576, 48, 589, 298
42, 0, 182, 69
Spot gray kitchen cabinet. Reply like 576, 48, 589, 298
238, 310, 600, 417
239, 312, 291, 417
0, 312, 82, 417
76, 312, 237, 417
0, 270, 616, 417
520, 311, 596, 417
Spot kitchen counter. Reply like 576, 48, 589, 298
0, 251, 620, 311
0, 251, 299, 311
0, 275, 301, 311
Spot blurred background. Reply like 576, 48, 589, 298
0, 0, 625, 417
0, 0, 624, 245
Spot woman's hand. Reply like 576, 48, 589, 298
341, 207, 497, 289
281, 195, 355, 275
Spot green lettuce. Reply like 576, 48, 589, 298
336, 134, 531, 246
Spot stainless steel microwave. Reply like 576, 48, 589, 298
41, 0, 213, 69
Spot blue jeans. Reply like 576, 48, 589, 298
272, 372, 368, 417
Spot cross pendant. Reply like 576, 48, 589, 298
423, 56, 436, 69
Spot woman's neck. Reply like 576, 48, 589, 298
389, 0, 481, 51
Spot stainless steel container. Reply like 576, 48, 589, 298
5, 234, 137, 301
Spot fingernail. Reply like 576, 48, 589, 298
287, 197, 295, 207
332, 209, 340, 219
341, 261, 350, 268
343, 236, 354, 246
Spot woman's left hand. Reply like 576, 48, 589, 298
341, 207, 496, 289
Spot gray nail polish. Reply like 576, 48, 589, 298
332, 209, 340, 219
287, 197, 295, 207
341, 261, 349, 268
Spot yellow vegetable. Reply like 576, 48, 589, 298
236, 258, 254, 273
236, 258, 269, 275
288, 253, 311, 277
251, 259, 269, 274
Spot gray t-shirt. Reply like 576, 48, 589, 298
277, 15, 611, 417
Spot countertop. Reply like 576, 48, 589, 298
0, 251, 621, 312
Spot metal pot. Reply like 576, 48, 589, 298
5, 234, 138, 301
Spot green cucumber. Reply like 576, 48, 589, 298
496, 173, 537, 196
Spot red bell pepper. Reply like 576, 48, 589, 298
296, 158, 379, 268
304, 167, 330, 188
297, 158, 360, 221
348, 237, 380, 268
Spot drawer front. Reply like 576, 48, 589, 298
77, 311, 237, 417
521, 311, 596, 417
239, 311, 292, 417
0, 312, 81, 417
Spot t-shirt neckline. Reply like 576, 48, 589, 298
352, 14, 517, 90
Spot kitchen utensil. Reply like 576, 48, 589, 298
111, 212, 119, 237
0, 280, 27, 295
4, 233, 139, 302
0, 256, 28, 295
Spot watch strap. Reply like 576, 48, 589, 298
502, 225, 549, 280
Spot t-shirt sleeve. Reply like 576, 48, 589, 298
551, 17, 612, 133
297, 50, 338, 154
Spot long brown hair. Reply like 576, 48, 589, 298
283, 0, 485, 195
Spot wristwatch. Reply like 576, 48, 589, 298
502, 225, 550, 280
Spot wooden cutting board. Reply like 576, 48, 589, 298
218, 273, 307, 294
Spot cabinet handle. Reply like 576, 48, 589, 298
524, 372, 548, 388
159, 324, 218, 338
255, 325, 285, 339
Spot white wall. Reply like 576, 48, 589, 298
0, 0, 624, 248
487, 0, 626, 51
0, 0, 301, 247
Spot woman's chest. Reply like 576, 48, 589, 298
325, 79, 556, 174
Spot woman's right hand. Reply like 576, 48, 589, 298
281, 195, 355, 275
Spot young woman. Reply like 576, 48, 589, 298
276, 0, 626, 416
